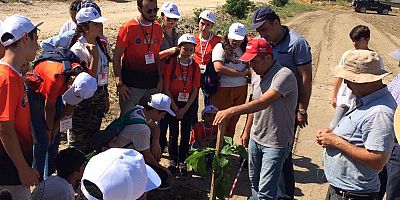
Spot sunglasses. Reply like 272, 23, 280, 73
144, 7, 159, 14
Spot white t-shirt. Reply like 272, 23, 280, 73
117, 106, 151, 152
336, 49, 385, 107
31, 175, 75, 200
59, 19, 76, 35
212, 43, 247, 87
70, 36, 109, 86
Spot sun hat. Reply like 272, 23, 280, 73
240, 38, 273, 62
228, 23, 246, 41
0, 15, 43, 47
178, 33, 197, 46
250, 7, 279, 30
161, 1, 180, 19
389, 48, 400, 61
199, 10, 216, 24
81, 148, 161, 200
335, 50, 391, 83
77, 0, 102, 15
76, 7, 108, 24
148, 93, 176, 116
62, 72, 97, 105
202, 105, 219, 117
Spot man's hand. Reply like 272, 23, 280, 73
240, 132, 250, 148
316, 128, 341, 148
331, 97, 337, 108
117, 85, 131, 102
18, 166, 39, 187
213, 108, 234, 125
297, 112, 308, 128
151, 141, 162, 162
176, 107, 188, 120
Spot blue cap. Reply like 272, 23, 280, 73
250, 7, 279, 30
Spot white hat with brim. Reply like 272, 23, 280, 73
62, 72, 97, 105
178, 33, 197, 46
335, 50, 391, 83
161, 1, 181, 19
76, 7, 108, 24
389, 48, 400, 61
228, 22, 246, 41
148, 93, 176, 116
199, 10, 216, 24
0, 15, 43, 47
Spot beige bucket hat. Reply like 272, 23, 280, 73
335, 50, 391, 83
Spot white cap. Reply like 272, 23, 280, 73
199, 10, 216, 24
81, 148, 161, 200
0, 15, 43, 47
148, 93, 176, 116
228, 23, 246, 41
76, 7, 108, 24
62, 72, 97, 105
178, 33, 197, 46
389, 48, 400, 61
202, 105, 219, 116
161, 2, 181, 19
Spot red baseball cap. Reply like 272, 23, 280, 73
240, 39, 273, 62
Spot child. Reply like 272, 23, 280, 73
190, 105, 219, 149
163, 33, 201, 175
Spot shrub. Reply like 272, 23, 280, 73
222, 0, 255, 19
272, 0, 289, 7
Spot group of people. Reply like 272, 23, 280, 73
0, 0, 400, 199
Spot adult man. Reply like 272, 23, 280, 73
90, 93, 173, 190
31, 148, 86, 200
113, 0, 163, 115
249, 7, 313, 199
317, 50, 395, 200
0, 15, 41, 200
213, 39, 298, 199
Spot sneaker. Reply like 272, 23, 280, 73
156, 180, 171, 191
168, 160, 177, 175
179, 163, 188, 176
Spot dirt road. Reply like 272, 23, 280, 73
1, 1, 399, 199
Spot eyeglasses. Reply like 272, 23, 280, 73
167, 17, 178, 22
144, 7, 159, 14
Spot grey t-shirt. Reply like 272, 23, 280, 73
250, 62, 298, 148
160, 27, 180, 51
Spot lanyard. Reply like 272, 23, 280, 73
178, 58, 191, 92
0, 60, 22, 77
139, 20, 154, 52
199, 32, 212, 64
163, 27, 176, 47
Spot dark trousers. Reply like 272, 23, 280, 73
326, 185, 379, 200
378, 141, 400, 200
167, 102, 196, 163
159, 118, 168, 152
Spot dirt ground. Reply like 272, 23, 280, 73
1, 1, 400, 199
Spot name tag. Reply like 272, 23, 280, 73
60, 117, 73, 133
145, 52, 155, 64
98, 71, 108, 86
199, 64, 206, 74
178, 92, 189, 102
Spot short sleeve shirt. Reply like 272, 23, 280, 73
33, 61, 69, 103
194, 33, 221, 65
31, 175, 75, 200
160, 26, 180, 52
0, 63, 33, 185
190, 121, 218, 145
250, 62, 298, 148
325, 87, 396, 193
117, 106, 150, 152
116, 19, 163, 89
212, 43, 247, 87
163, 58, 201, 102
272, 26, 312, 80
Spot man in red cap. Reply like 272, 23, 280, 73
213, 39, 298, 199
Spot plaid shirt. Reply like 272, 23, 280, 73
389, 75, 400, 105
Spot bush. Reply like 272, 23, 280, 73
222, 0, 255, 19
272, 0, 289, 7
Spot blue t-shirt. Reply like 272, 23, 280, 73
324, 87, 396, 193
271, 26, 312, 81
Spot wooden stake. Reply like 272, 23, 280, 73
209, 121, 225, 200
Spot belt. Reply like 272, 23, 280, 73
97, 85, 108, 91
331, 185, 378, 200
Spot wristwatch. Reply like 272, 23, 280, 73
298, 108, 307, 115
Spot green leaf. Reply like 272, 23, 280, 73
220, 145, 234, 156
224, 136, 233, 145
185, 151, 207, 174
235, 145, 249, 160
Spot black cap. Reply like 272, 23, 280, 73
250, 7, 279, 30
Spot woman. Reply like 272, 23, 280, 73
69, 7, 111, 154
211, 22, 249, 138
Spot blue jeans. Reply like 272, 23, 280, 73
249, 139, 291, 200
378, 141, 400, 200
27, 91, 62, 181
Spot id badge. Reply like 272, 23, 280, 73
199, 64, 206, 74
145, 52, 155, 64
178, 92, 189, 102
98, 71, 108, 86
60, 117, 72, 133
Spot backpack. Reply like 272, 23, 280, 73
89, 106, 148, 151
200, 59, 220, 95
24, 49, 83, 92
